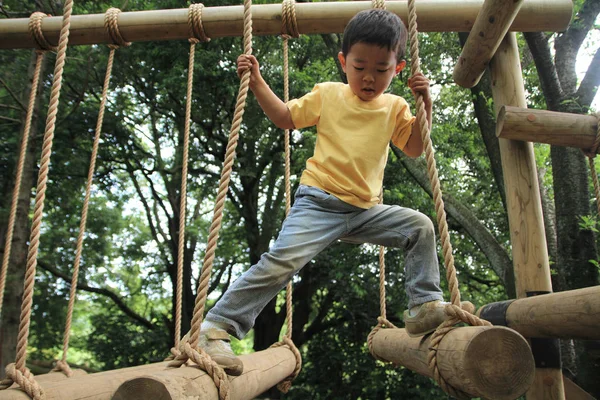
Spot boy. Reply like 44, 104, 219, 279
199, 9, 448, 376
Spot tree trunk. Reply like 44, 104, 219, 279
0, 49, 46, 376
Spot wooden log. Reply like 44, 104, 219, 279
453, 0, 524, 88
0, 347, 296, 400
111, 347, 296, 400
371, 326, 535, 399
490, 33, 564, 400
497, 106, 600, 151
0, 0, 573, 49
0, 361, 172, 400
478, 286, 600, 340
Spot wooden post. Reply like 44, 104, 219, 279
453, 0, 524, 88
7, 369, 87, 389
0, 348, 296, 400
0, 0, 573, 49
489, 32, 565, 400
370, 326, 535, 399
112, 347, 295, 400
497, 106, 600, 151
478, 285, 600, 339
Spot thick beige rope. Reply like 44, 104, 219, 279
404, 0, 491, 397
171, 2, 211, 357
0, 12, 50, 319
0, 1, 76, 398
52, 7, 129, 379
268, 0, 302, 393
584, 113, 600, 217
167, 0, 253, 397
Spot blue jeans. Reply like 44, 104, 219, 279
206, 185, 443, 338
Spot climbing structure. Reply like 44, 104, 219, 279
1, 0, 598, 399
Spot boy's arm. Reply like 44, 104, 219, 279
404, 73, 433, 158
238, 55, 295, 130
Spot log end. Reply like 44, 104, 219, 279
463, 326, 535, 399
112, 377, 174, 400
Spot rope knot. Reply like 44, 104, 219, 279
104, 8, 131, 49
189, 3, 211, 43
281, 0, 300, 38
2, 363, 44, 399
270, 336, 303, 393
52, 360, 74, 377
29, 12, 57, 52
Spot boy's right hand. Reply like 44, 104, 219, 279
237, 54, 262, 87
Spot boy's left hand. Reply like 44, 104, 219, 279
408, 73, 432, 108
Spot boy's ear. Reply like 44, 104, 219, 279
338, 52, 347, 72
395, 60, 406, 75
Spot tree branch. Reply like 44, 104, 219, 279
0, 77, 27, 111
37, 260, 156, 330
524, 31, 563, 109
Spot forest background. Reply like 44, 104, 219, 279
0, 0, 599, 398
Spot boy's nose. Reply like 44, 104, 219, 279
363, 74, 374, 83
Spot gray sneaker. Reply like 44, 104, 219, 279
403, 300, 474, 337
198, 328, 244, 376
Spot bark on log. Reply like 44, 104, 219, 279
0, 0, 573, 49
453, 0, 524, 88
370, 326, 535, 400
478, 286, 600, 340
112, 347, 296, 400
497, 106, 599, 151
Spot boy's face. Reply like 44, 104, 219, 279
338, 42, 406, 102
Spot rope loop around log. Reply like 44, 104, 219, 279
281, 0, 300, 39
1, 364, 44, 399
270, 336, 302, 393
104, 8, 131, 49
52, 359, 74, 377
189, 3, 211, 44
367, 316, 397, 361
29, 12, 57, 52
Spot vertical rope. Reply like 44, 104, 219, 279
52, 8, 129, 378
167, 0, 254, 398
268, 0, 302, 393
0, 1, 76, 398
0, 12, 51, 319
172, 2, 210, 354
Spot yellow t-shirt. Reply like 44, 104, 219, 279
286, 82, 416, 209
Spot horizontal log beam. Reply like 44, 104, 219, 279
0, 347, 296, 400
453, 0, 524, 88
478, 286, 600, 339
497, 106, 600, 152
0, 0, 573, 49
371, 326, 534, 399
112, 347, 296, 399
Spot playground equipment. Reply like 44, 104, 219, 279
1, 0, 598, 399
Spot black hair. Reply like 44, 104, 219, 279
341, 9, 408, 62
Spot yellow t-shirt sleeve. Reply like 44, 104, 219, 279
286, 84, 322, 129
391, 98, 416, 150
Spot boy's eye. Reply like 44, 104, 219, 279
377, 69, 389, 73
353, 66, 364, 71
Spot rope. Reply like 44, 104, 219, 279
29, 12, 57, 52
171, 3, 211, 359
52, 8, 126, 378
168, 0, 254, 397
0, 12, 50, 320
265, 1, 303, 393
104, 8, 130, 49
371, 0, 386, 9
0, 1, 76, 397
583, 113, 600, 217
404, 0, 491, 397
